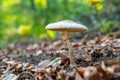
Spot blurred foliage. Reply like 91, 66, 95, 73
97, 19, 119, 32
18, 25, 32, 35
0, 0, 120, 47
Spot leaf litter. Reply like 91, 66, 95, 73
0, 31, 120, 80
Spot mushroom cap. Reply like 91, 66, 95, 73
45, 20, 88, 32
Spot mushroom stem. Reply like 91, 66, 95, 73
62, 31, 76, 67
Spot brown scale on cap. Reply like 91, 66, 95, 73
46, 20, 88, 68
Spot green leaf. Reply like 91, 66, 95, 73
46, 30, 55, 39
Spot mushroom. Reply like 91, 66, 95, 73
45, 20, 88, 67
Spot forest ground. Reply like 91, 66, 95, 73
0, 30, 120, 80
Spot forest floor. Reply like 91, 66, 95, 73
0, 30, 120, 80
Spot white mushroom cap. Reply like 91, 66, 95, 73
46, 20, 88, 32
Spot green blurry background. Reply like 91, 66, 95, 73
0, 0, 120, 48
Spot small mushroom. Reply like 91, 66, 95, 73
45, 20, 88, 67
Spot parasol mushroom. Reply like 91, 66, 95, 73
45, 20, 88, 67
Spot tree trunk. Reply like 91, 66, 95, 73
30, 0, 36, 10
